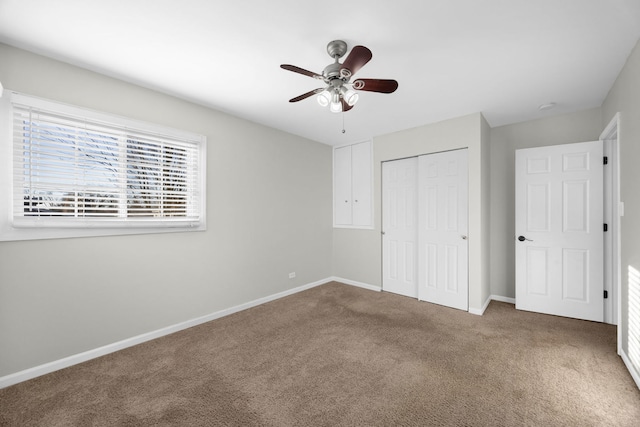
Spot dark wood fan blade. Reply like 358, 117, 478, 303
341, 98, 354, 112
352, 79, 398, 93
289, 88, 323, 103
280, 64, 322, 79
340, 45, 372, 76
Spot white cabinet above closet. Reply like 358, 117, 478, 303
333, 141, 373, 228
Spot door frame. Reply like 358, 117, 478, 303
601, 113, 621, 342
512, 116, 620, 327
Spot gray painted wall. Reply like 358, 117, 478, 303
602, 39, 640, 370
0, 44, 333, 377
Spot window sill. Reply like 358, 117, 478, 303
0, 222, 206, 242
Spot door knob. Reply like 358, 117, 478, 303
517, 235, 533, 242
461, 235, 467, 240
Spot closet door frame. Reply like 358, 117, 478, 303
382, 149, 469, 312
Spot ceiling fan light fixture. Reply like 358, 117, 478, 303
281, 40, 398, 114
329, 92, 342, 113
317, 90, 331, 107
341, 87, 359, 106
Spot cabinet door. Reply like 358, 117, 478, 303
334, 145, 353, 225
351, 141, 372, 226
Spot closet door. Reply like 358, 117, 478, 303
382, 157, 419, 298
417, 149, 469, 311
382, 150, 468, 310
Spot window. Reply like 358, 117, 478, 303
0, 92, 206, 241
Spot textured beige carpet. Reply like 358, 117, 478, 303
1, 281, 639, 426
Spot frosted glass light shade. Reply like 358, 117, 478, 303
329, 91, 342, 113
317, 90, 331, 107
341, 88, 359, 106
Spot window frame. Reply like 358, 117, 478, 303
0, 91, 207, 241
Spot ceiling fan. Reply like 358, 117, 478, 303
280, 40, 398, 113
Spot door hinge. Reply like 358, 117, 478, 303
604, 290, 608, 299
604, 223, 608, 232
604, 156, 608, 165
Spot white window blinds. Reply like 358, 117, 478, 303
10, 94, 205, 229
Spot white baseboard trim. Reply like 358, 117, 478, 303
620, 348, 640, 390
491, 295, 516, 305
0, 277, 333, 389
469, 297, 492, 316
331, 276, 381, 292
469, 295, 516, 316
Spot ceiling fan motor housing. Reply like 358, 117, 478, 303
323, 63, 342, 80
326, 40, 347, 59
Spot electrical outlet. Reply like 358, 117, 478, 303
288, 272, 296, 279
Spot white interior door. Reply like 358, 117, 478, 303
418, 149, 469, 310
515, 141, 604, 322
382, 158, 418, 298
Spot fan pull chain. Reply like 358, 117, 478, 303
342, 112, 346, 134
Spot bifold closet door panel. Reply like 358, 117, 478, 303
418, 149, 469, 311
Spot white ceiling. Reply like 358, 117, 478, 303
1, 0, 639, 146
